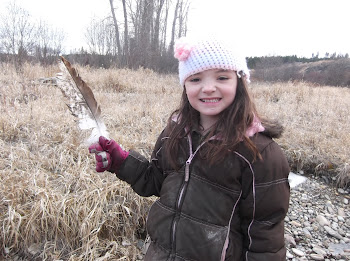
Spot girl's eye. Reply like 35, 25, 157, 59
218, 76, 229, 81
189, 78, 200, 82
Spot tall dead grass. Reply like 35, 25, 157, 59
0, 62, 349, 260
252, 81, 350, 185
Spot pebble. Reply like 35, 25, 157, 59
338, 208, 346, 217
338, 216, 345, 222
303, 227, 312, 239
316, 215, 330, 226
285, 176, 350, 261
310, 253, 325, 260
286, 250, 293, 259
292, 248, 305, 256
285, 233, 297, 247
313, 246, 327, 256
338, 188, 346, 194
324, 226, 343, 240
290, 220, 302, 227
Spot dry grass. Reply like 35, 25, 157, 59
251, 81, 350, 185
0, 62, 349, 260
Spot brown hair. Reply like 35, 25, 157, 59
165, 75, 283, 169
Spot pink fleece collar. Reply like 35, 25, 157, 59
245, 115, 265, 137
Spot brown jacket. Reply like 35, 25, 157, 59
117, 125, 290, 261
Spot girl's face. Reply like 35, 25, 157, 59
184, 69, 238, 129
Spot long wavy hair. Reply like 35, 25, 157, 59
165, 74, 283, 169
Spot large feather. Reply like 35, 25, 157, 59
56, 56, 109, 145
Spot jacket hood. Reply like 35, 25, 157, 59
261, 119, 284, 139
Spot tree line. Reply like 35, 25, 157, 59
0, 1, 65, 67
0, 0, 348, 86
0, 0, 189, 72
247, 53, 349, 69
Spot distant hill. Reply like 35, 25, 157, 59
249, 58, 350, 87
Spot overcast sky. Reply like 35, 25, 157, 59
1, 0, 349, 57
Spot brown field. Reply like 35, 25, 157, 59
0, 62, 349, 260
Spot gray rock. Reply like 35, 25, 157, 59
313, 246, 327, 256
303, 227, 313, 239
292, 248, 305, 256
285, 234, 297, 247
337, 208, 346, 217
338, 188, 346, 194
286, 250, 293, 259
338, 216, 345, 222
328, 243, 350, 256
327, 205, 335, 214
316, 215, 331, 226
309, 253, 324, 260
324, 226, 343, 240
290, 220, 302, 227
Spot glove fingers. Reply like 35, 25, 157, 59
99, 136, 110, 150
89, 143, 104, 154
95, 151, 111, 171
96, 162, 107, 172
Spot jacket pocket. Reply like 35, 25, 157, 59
175, 214, 228, 260
248, 219, 285, 253
146, 200, 175, 251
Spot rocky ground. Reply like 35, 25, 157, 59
285, 174, 350, 260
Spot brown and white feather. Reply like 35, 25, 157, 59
56, 56, 109, 144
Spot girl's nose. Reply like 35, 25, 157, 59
201, 79, 216, 93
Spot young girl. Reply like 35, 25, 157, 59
89, 36, 290, 261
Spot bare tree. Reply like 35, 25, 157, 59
85, 17, 110, 55
121, 0, 129, 65
109, 0, 122, 59
36, 20, 65, 64
160, 0, 170, 55
0, 1, 36, 64
168, 0, 179, 54
101, 0, 189, 70
152, 0, 165, 53
0, 0, 66, 65
177, 0, 189, 38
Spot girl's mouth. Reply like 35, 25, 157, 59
200, 98, 221, 103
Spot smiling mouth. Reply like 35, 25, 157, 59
200, 98, 221, 103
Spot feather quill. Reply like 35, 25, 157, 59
56, 56, 109, 145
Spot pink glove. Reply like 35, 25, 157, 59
88, 136, 129, 173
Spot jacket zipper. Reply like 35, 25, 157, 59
170, 156, 193, 259
170, 134, 205, 260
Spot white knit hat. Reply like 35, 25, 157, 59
174, 36, 250, 86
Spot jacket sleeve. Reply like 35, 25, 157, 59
239, 139, 290, 261
114, 130, 167, 197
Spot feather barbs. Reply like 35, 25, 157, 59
56, 56, 109, 145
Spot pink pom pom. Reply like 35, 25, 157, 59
174, 39, 193, 61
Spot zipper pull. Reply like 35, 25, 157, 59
185, 158, 192, 182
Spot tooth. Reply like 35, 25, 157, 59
204, 99, 218, 102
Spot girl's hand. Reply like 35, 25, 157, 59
88, 136, 129, 173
